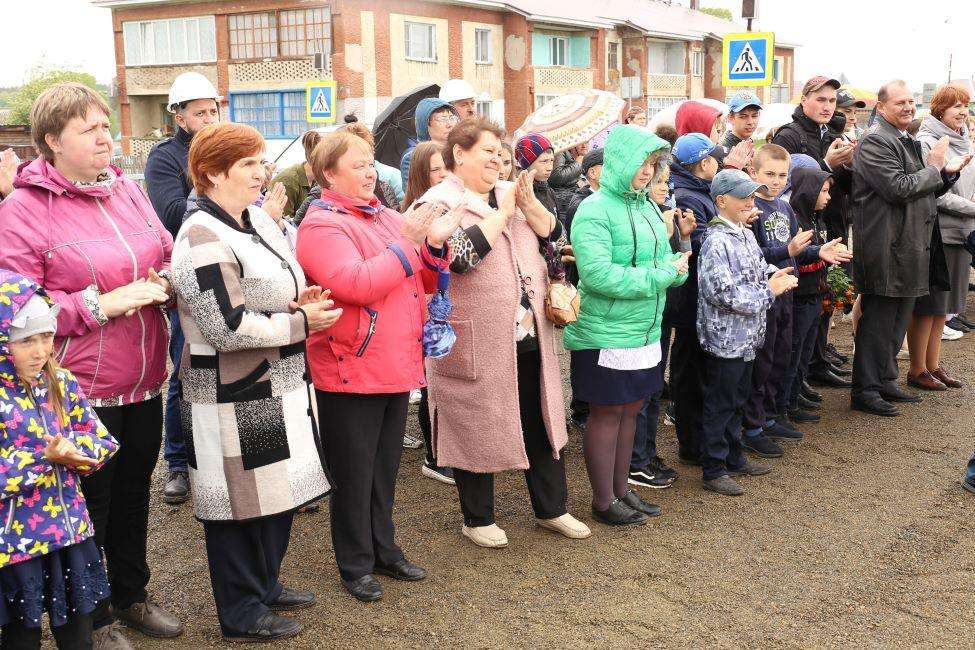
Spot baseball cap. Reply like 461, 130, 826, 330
710, 169, 767, 201
836, 88, 866, 109
673, 133, 718, 166
727, 91, 763, 113
802, 76, 841, 96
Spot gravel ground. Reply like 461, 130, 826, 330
119, 316, 975, 648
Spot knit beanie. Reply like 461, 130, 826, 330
9, 295, 60, 344
515, 133, 554, 170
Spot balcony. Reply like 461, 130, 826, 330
228, 57, 329, 90
533, 66, 595, 93
125, 64, 218, 96
646, 73, 687, 97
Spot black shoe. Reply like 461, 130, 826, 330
647, 455, 678, 482
621, 490, 662, 517
342, 575, 382, 602
800, 382, 823, 403
728, 459, 772, 476
851, 395, 900, 417
268, 587, 315, 612
789, 408, 820, 423
826, 362, 852, 377
764, 419, 803, 440
808, 369, 852, 388
880, 386, 922, 403
297, 501, 321, 514
957, 315, 975, 330
374, 559, 427, 582
742, 433, 783, 458
797, 394, 820, 411
163, 471, 189, 505
592, 499, 648, 526
627, 467, 672, 489
826, 343, 849, 365
223, 613, 301, 643
947, 316, 971, 333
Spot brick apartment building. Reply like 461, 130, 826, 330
91, 0, 797, 155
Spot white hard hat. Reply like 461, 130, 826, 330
439, 79, 476, 104
167, 72, 221, 113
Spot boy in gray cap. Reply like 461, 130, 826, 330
696, 170, 799, 495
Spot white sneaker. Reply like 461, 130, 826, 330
942, 325, 964, 341
402, 433, 423, 449
462, 523, 508, 548
409, 389, 422, 404
537, 513, 592, 539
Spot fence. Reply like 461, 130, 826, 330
113, 153, 148, 189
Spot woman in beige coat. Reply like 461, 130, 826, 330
415, 117, 590, 548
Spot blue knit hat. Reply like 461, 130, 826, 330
515, 133, 554, 169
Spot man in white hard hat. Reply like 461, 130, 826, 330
439, 79, 477, 119
144, 71, 220, 507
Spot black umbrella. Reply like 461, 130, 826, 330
373, 83, 440, 169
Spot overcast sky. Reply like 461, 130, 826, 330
4, 0, 974, 92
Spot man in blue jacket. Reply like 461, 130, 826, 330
145, 71, 220, 504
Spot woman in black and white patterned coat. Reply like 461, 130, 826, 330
170, 123, 341, 643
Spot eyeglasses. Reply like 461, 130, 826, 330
432, 114, 460, 125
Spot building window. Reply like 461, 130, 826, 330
648, 40, 685, 75
692, 50, 704, 77
405, 21, 437, 62
771, 85, 790, 103
608, 42, 620, 70
476, 100, 492, 117
229, 90, 311, 139
228, 8, 331, 60
550, 37, 567, 67
646, 96, 686, 117
535, 94, 561, 109
123, 16, 216, 66
773, 56, 784, 84
474, 28, 492, 64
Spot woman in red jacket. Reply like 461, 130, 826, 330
296, 131, 459, 603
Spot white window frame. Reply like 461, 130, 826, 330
646, 96, 686, 117
476, 100, 492, 117
648, 40, 685, 76
608, 41, 620, 71
535, 94, 561, 109
123, 16, 216, 66
405, 21, 437, 62
474, 27, 492, 64
692, 50, 704, 77
773, 56, 784, 84
550, 36, 567, 67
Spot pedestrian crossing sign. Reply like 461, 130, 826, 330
306, 80, 337, 123
722, 32, 774, 87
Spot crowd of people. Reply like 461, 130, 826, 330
0, 68, 973, 648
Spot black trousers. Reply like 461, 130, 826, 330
569, 353, 590, 423
852, 294, 916, 399
417, 387, 440, 468
85, 395, 163, 628
700, 354, 752, 481
809, 310, 831, 375
317, 390, 407, 582
1, 614, 92, 650
670, 326, 705, 461
779, 296, 821, 414
202, 511, 293, 635
452, 349, 568, 527
745, 295, 793, 430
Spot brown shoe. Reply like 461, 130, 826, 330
92, 624, 134, 650
115, 596, 184, 638
907, 370, 947, 391
931, 367, 963, 388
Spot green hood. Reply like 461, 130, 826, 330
600, 125, 671, 199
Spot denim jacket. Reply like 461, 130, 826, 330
697, 220, 777, 360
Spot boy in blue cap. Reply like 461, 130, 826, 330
721, 91, 763, 151
697, 169, 799, 496
667, 133, 721, 467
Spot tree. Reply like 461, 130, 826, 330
8, 66, 116, 132
698, 6, 734, 21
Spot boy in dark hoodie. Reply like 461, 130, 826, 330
400, 98, 459, 186
781, 166, 853, 426
743, 145, 852, 458
667, 133, 720, 465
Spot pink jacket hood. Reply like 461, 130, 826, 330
0, 157, 173, 403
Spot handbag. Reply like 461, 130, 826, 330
542, 236, 580, 327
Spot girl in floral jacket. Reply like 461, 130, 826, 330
0, 270, 118, 648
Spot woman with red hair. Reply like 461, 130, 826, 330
171, 122, 340, 642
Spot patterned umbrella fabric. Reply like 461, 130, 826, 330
513, 90, 625, 152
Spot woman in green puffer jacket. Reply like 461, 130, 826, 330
565, 124, 689, 526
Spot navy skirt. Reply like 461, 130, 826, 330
0, 538, 109, 628
570, 349, 663, 406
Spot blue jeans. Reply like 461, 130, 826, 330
778, 296, 821, 414
165, 310, 188, 472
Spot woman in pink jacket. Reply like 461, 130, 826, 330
0, 83, 183, 647
296, 130, 459, 603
